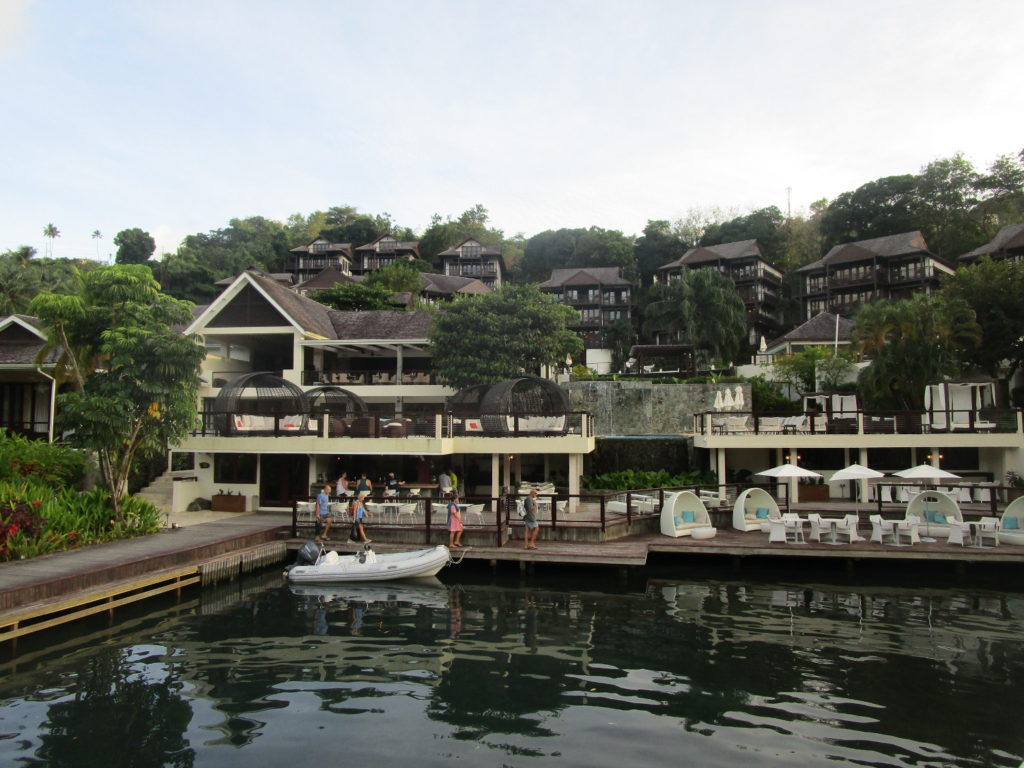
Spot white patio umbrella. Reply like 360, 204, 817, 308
734, 385, 745, 410
759, 335, 767, 353
723, 388, 735, 409
893, 464, 960, 480
829, 463, 886, 510
713, 390, 724, 410
756, 464, 822, 479
757, 464, 821, 510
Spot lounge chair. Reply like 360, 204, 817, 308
835, 514, 865, 543
977, 517, 1001, 547
894, 515, 920, 546
659, 491, 713, 538
905, 490, 964, 538
732, 487, 781, 532
998, 496, 1024, 545
807, 513, 824, 542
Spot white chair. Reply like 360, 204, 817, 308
977, 517, 1001, 547
895, 515, 920, 546
973, 485, 992, 504
947, 522, 970, 547
835, 514, 864, 543
956, 486, 972, 504
767, 519, 789, 543
879, 485, 893, 504
806, 513, 824, 542
869, 515, 896, 545
397, 503, 419, 525
464, 503, 485, 526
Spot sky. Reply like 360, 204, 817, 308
2, 0, 1022, 261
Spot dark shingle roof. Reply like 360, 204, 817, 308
538, 267, 630, 288
0, 315, 59, 365
770, 312, 854, 347
354, 235, 420, 252
960, 222, 1024, 261
437, 238, 503, 257
289, 238, 353, 256
420, 273, 491, 295
799, 231, 930, 272
328, 310, 434, 340
658, 239, 763, 270
295, 267, 361, 291
247, 271, 337, 339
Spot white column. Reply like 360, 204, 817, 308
491, 453, 501, 512
788, 446, 799, 504
568, 453, 581, 513
859, 447, 869, 505
715, 448, 727, 503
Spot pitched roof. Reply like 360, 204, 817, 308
769, 312, 854, 348
354, 234, 420, 252
419, 272, 491, 296
328, 310, 434, 340
538, 267, 630, 288
0, 315, 60, 365
437, 238, 503, 257
289, 238, 353, 256
246, 271, 337, 339
216, 270, 294, 287
959, 222, 1024, 261
799, 231, 931, 272
294, 267, 361, 292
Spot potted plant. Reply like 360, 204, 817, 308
1006, 471, 1024, 501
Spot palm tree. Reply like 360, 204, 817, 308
92, 230, 103, 260
43, 223, 61, 258
643, 267, 746, 367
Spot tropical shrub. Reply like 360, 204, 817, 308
0, 430, 87, 486
581, 468, 715, 491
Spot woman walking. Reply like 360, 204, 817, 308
447, 492, 463, 548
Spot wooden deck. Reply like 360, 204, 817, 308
2, 510, 1022, 642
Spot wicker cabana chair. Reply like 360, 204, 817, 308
212, 372, 310, 436
478, 376, 570, 435
999, 496, 1024, 545
732, 487, 781, 532
905, 490, 964, 538
660, 491, 714, 537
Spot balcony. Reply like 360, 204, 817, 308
300, 370, 435, 386
448, 263, 497, 278
187, 409, 593, 440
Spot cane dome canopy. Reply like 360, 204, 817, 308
305, 385, 368, 418
212, 372, 309, 435
447, 376, 570, 435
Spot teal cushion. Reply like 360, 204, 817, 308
755, 507, 770, 519
683, 510, 696, 523
933, 512, 947, 524
924, 509, 937, 523
1003, 516, 1019, 530
673, 514, 682, 527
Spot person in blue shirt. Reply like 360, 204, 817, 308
316, 484, 332, 541
354, 491, 372, 542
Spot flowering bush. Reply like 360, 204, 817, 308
0, 497, 45, 560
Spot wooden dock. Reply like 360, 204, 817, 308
1, 512, 1021, 643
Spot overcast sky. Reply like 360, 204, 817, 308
2, 0, 1022, 261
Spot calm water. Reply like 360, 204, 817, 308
1, 562, 1022, 768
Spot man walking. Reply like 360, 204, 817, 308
523, 489, 540, 549
316, 484, 332, 541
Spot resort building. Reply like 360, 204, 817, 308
286, 238, 354, 284
796, 231, 954, 321
0, 315, 57, 441
352, 234, 420, 276
655, 239, 783, 347
174, 270, 594, 512
436, 239, 508, 289
538, 267, 637, 350
958, 222, 1024, 265
418, 272, 492, 303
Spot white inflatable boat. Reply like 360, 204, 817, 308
287, 544, 451, 583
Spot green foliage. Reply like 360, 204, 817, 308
771, 345, 854, 394
701, 206, 786, 265
581, 468, 714, 491
642, 267, 746, 365
570, 364, 596, 380
311, 282, 395, 311
517, 226, 636, 283
940, 257, 1024, 381
634, 219, 689, 287
0, 430, 87, 486
417, 204, 505, 268
601, 318, 636, 373
363, 259, 425, 293
29, 265, 204, 517
429, 284, 583, 390
854, 294, 981, 409
0, 482, 161, 561
747, 375, 794, 413
113, 228, 156, 265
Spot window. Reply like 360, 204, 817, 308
214, 453, 257, 484
461, 245, 481, 258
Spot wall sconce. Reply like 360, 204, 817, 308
199, 462, 210, 469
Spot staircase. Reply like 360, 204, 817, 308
136, 471, 174, 516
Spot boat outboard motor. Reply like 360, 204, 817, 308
294, 540, 321, 566
357, 542, 374, 564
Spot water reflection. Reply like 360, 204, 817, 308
0, 570, 1021, 767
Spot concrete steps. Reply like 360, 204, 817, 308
136, 471, 173, 515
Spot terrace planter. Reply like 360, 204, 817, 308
212, 494, 246, 512
800, 485, 830, 502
